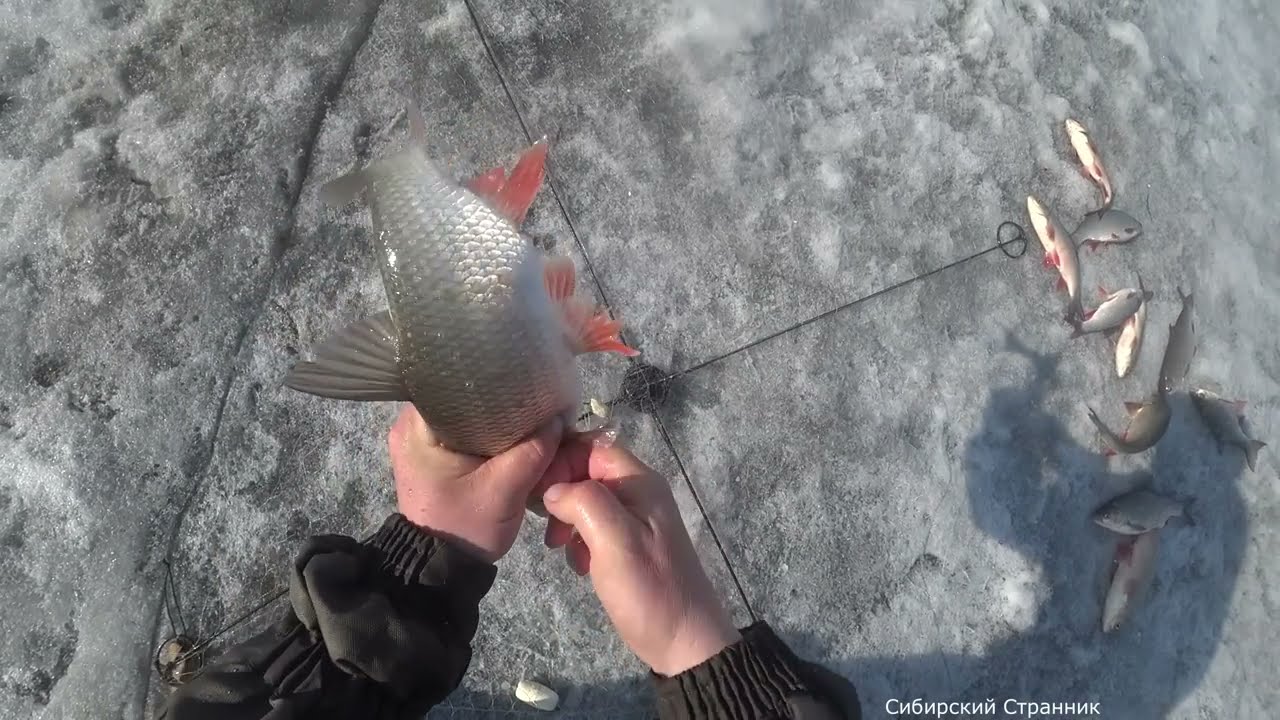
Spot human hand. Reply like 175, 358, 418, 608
387, 404, 563, 563
537, 442, 741, 676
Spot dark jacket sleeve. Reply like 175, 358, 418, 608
157, 513, 496, 720
653, 622, 862, 720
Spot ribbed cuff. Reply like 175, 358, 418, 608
364, 514, 497, 602
654, 622, 808, 720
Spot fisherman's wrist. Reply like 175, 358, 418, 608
365, 514, 498, 598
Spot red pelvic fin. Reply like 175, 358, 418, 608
466, 166, 507, 198
561, 300, 640, 358
543, 255, 577, 302
495, 140, 549, 227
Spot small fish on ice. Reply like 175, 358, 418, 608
1190, 388, 1267, 472
1093, 488, 1190, 535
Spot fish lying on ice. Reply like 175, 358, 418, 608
1087, 391, 1171, 456
1093, 488, 1189, 535
1114, 277, 1150, 378
1157, 288, 1195, 393
1026, 194, 1084, 323
1071, 282, 1151, 338
1102, 529, 1159, 633
1190, 388, 1267, 472
286, 107, 638, 456
1073, 208, 1142, 252
1065, 118, 1115, 209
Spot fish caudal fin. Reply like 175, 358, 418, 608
1246, 439, 1266, 472
469, 140, 549, 227
284, 311, 409, 402
561, 300, 640, 357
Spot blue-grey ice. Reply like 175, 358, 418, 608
1, 1, 1277, 719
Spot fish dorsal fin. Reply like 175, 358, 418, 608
1123, 401, 1144, 416
408, 103, 430, 147
284, 311, 409, 401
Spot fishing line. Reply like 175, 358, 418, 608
161, 0, 1034, 672
461, 0, 619, 318
155, 587, 288, 685
580, 223, 1027, 624
665, 222, 1028, 383
160, 560, 187, 638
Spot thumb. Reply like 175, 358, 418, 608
542, 479, 637, 551
474, 417, 565, 497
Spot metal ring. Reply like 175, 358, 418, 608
996, 221, 1028, 259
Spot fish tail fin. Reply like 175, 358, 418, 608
1246, 439, 1266, 472
1137, 274, 1152, 301
1065, 298, 1083, 326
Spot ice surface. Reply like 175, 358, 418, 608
1, 0, 1278, 718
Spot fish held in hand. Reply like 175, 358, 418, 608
1114, 277, 1150, 378
1087, 392, 1171, 456
1190, 388, 1267, 472
1093, 488, 1189, 535
286, 107, 638, 457
1073, 208, 1142, 252
1065, 118, 1114, 209
1157, 288, 1195, 394
1102, 530, 1159, 633
1026, 195, 1084, 322
1071, 281, 1151, 338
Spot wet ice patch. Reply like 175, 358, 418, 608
1106, 21, 1154, 76
418, 1, 469, 40
999, 567, 1045, 633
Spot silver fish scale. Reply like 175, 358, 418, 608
366, 153, 577, 457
